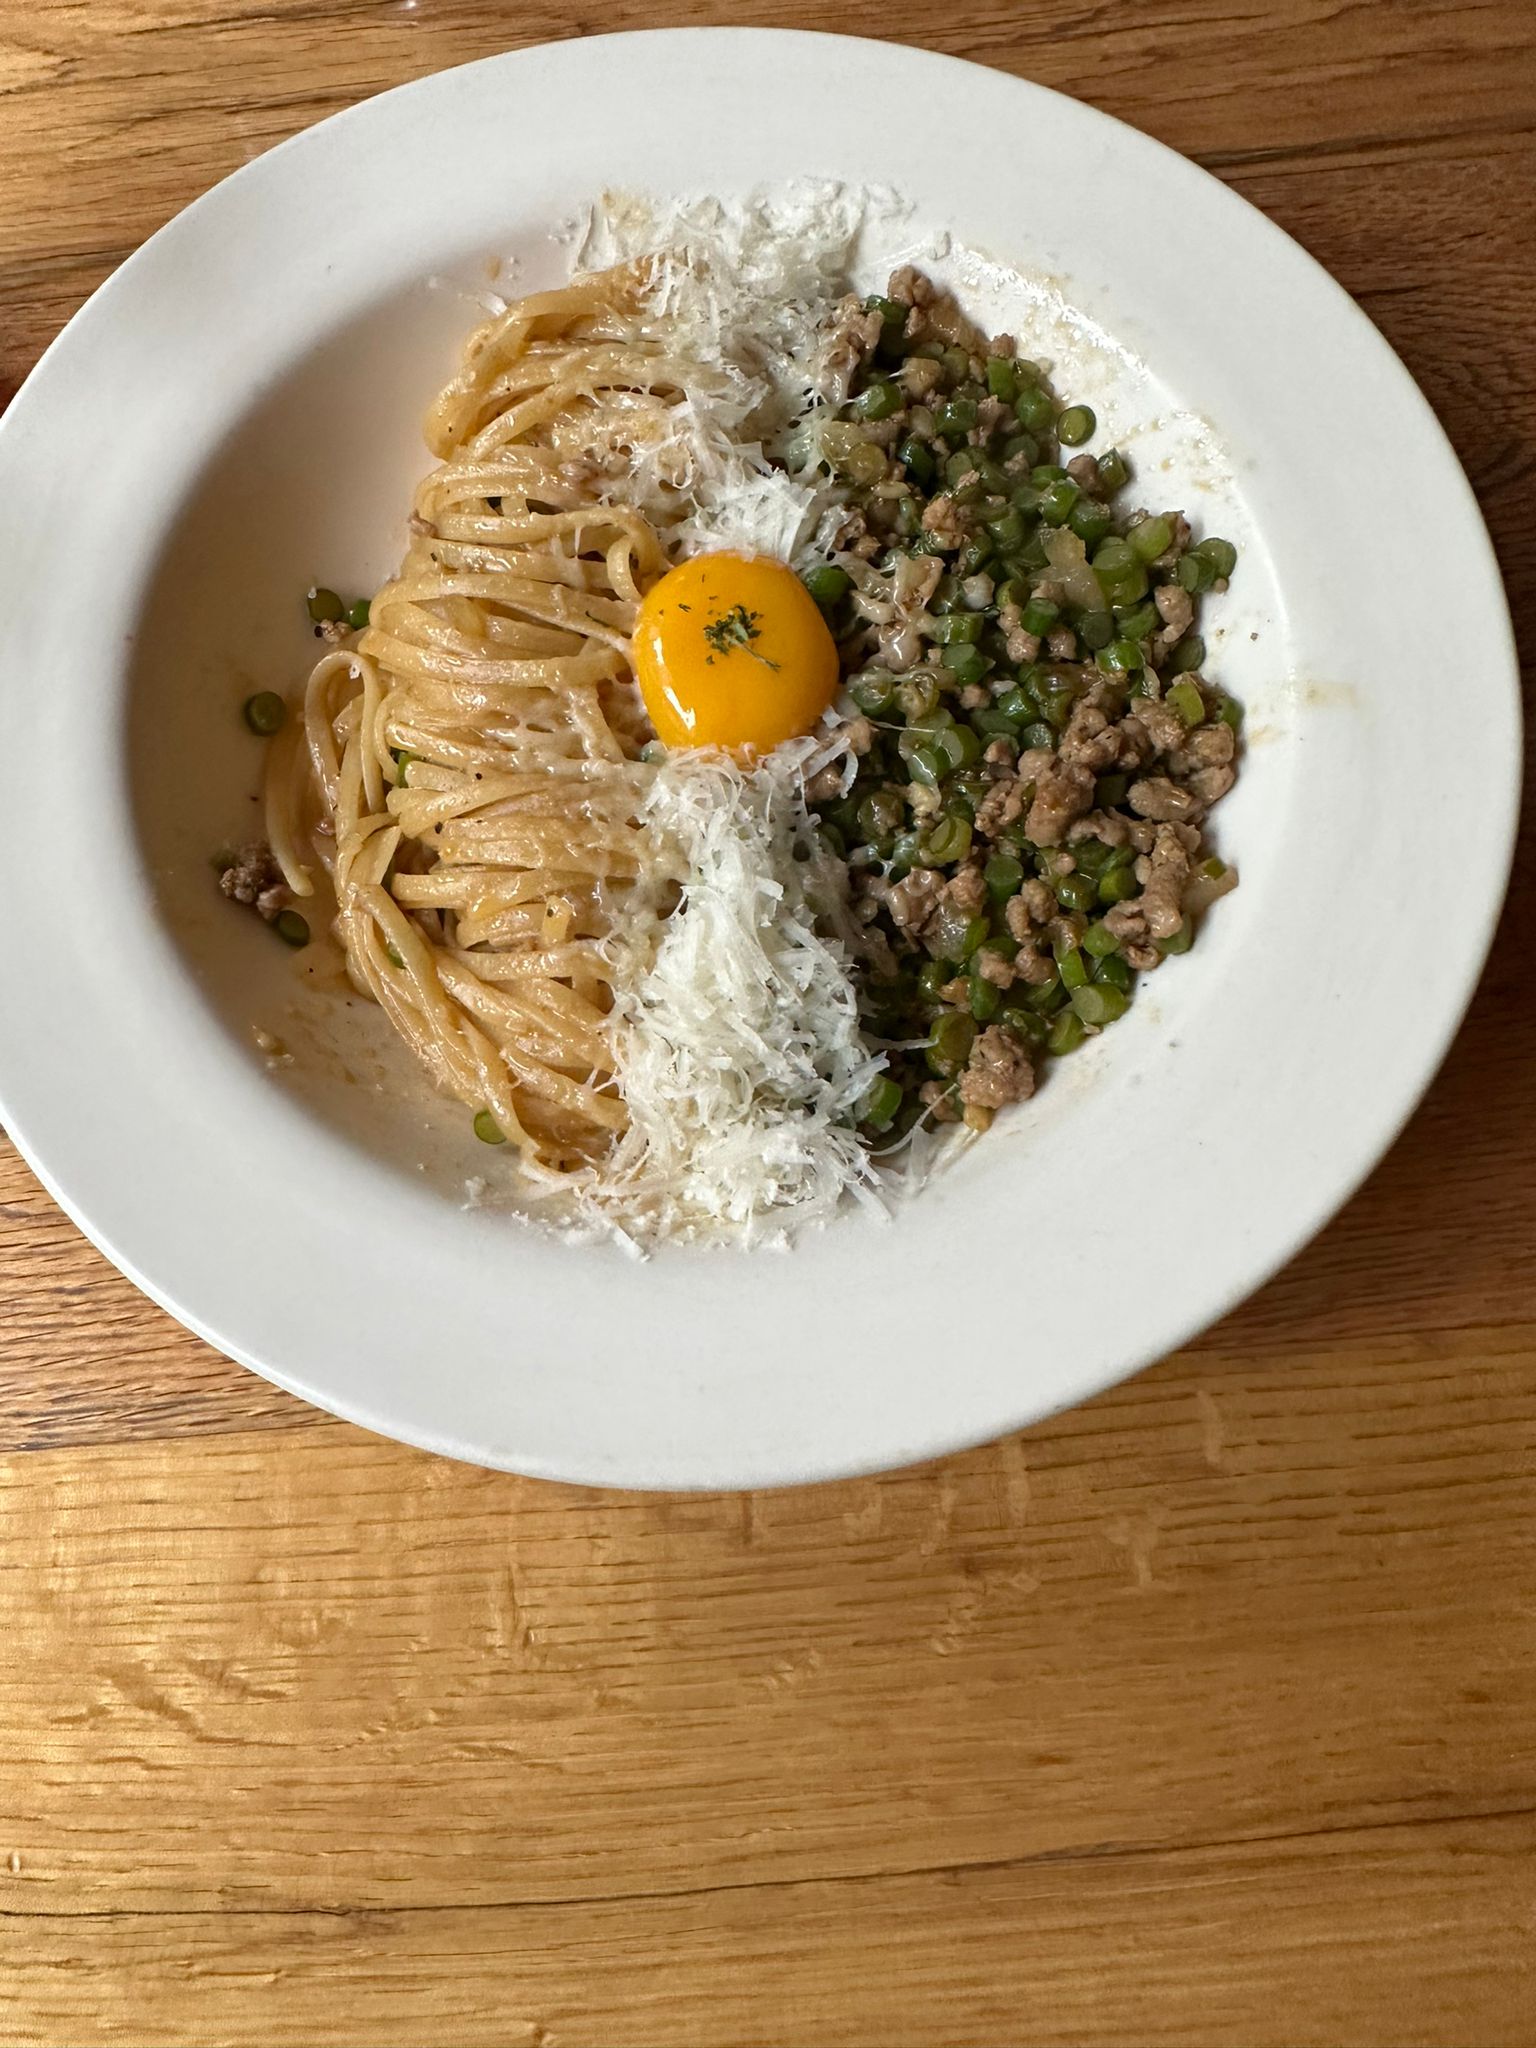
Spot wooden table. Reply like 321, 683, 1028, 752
2, 3, 1533, 2041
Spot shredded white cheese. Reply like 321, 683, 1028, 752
567, 185, 909, 563
577, 747, 888, 1248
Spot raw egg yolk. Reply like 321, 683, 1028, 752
633, 554, 840, 755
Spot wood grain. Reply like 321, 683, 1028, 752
1, 0, 1534, 2041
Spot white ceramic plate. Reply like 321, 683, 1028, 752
0, 31, 1518, 1487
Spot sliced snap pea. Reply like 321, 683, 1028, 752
1128, 514, 1174, 563
274, 909, 310, 948
306, 586, 344, 623
1168, 680, 1206, 726
1047, 1008, 1087, 1055
1056, 404, 1096, 447
853, 379, 902, 421
473, 1109, 506, 1145
1071, 982, 1129, 1026
1168, 633, 1206, 674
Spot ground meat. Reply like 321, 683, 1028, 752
919, 1079, 960, 1123
1133, 697, 1187, 756
959, 1027, 1036, 1111
1153, 582, 1195, 643
805, 764, 847, 804
942, 864, 987, 916
901, 356, 943, 399
842, 716, 876, 756
920, 493, 967, 547
999, 610, 1041, 666
1066, 453, 1101, 493
958, 682, 990, 711
982, 737, 1016, 771
819, 292, 883, 401
1026, 758, 1096, 846
1046, 912, 1087, 954
1046, 627, 1078, 661
907, 781, 942, 824
976, 395, 1010, 437
1139, 824, 1193, 939
1012, 944, 1058, 986
888, 264, 936, 308
317, 618, 350, 645
1187, 763, 1236, 806
886, 866, 945, 935
1176, 722, 1236, 772
1066, 808, 1131, 848
1003, 880, 1057, 943
218, 843, 290, 921
1128, 776, 1201, 824
974, 947, 1015, 988
1058, 701, 1121, 772
974, 777, 1026, 840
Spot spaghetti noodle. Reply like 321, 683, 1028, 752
271, 264, 691, 1171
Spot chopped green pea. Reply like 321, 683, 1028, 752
242, 691, 286, 736
1098, 865, 1141, 906
935, 396, 979, 438
850, 672, 893, 716
1168, 633, 1206, 674
1056, 404, 1096, 446
1001, 1001, 1048, 1047
985, 853, 1025, 900
1056, 944, 1089, 990
1093, 952, 1134, 993
1076, 609, 1115, 652
1068, 499, 1115, 549
969, 974, 1002, 1022
1115, 600, 1161, 642
1071, 982, 1129, 1025
941, 644, 992, 687
986, 358, 1019, 401
306, 586, 344, 623
1168, 680, 1206, 726
860, 1076, 905, 1131
274, 910, 310, 948
898, 436, 936, 486
804, 563, 852, 605
932, 611, 984, 646
1128, 514, 1174, 563
1039, 480, 1080, 527
1194, 536, 1238, 580
854, 378, 903, 422
1047, 1008, 1087, 1055
926, 1011, 977, 1076
1099, 637, 1144, 674
908, 742, 947, 788
473, 1109, 507, 1145
1014, 385, 1055, 432
921, 815, 973, 865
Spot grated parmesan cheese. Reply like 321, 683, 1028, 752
568, 185, 910, 563
577, 745, 889, 1248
